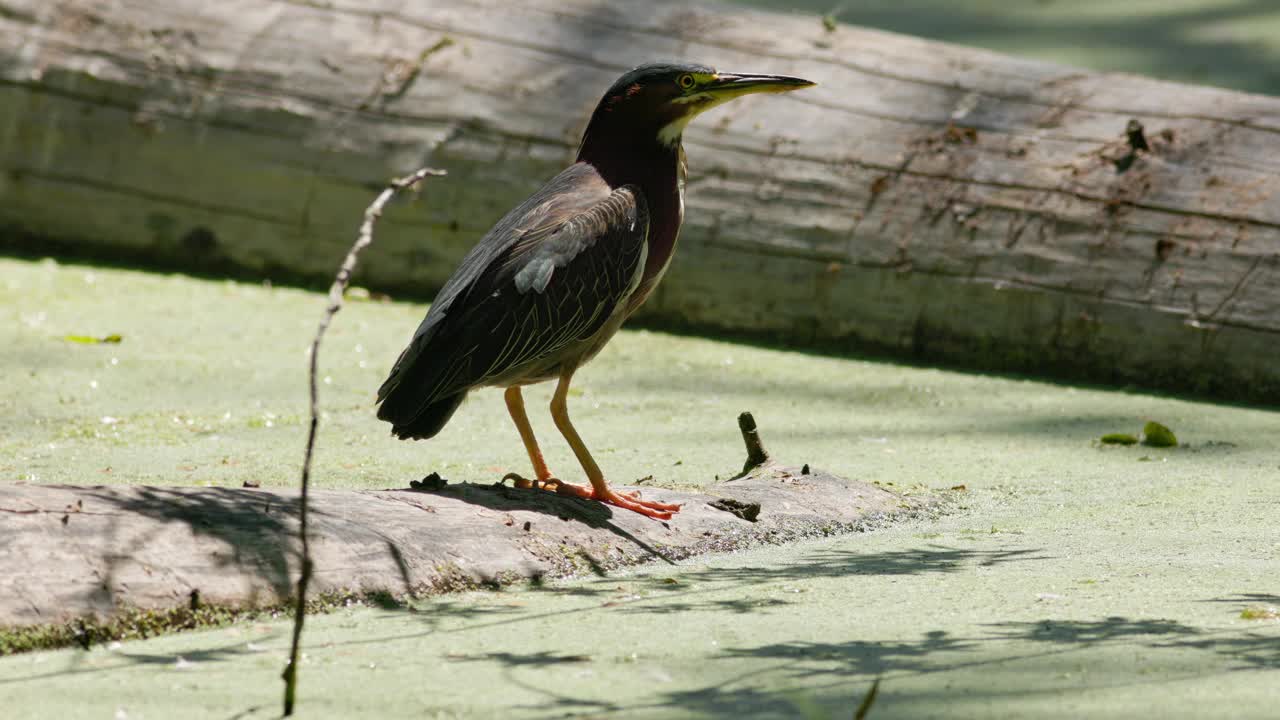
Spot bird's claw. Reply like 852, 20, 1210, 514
552, 482, 681, 520
503, 473, 680, 520
501, 472, 560, 490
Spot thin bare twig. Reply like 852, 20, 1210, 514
854, 677, 881, 719
283, 166, 446, 716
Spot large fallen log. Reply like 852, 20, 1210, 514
2, 0, 1278, 401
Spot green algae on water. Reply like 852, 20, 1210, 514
1100, 433, 1139, 445
1141, 421, 1178, 448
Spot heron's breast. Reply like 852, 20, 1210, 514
627, 150, 685, 313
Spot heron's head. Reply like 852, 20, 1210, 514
579, 62, 815, 155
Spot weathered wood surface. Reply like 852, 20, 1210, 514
0, 468, 909, 629
2, 0, 1279, 400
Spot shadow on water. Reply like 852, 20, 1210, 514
720, 629, 978, 677
528, 614, 1260, 718
492, 612, 1254, 719
264, 544, 1057, 647
0, 635, 280, 687
1158, 633, 1280, 671
422, 572, 1272, 718
983, 616, 1203, 646
8, 531, 1273, 717
667, 545, 1053, 584
448, 650, 594, 667
1202, 592, 1280, 606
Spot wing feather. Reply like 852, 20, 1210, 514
376, 164, 649, 432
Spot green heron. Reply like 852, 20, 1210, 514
377, 63, 814, 519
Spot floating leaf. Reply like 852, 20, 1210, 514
1100, 433, 1139, 445
1240, 605, 1279, 621
64, 334, 123, 344
1141, 421, 1178, 447
344, 286, 391, 302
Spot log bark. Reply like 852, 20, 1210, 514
0, 469, 908, 630
2, 0, 1279, 400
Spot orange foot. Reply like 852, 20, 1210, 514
501, 473, 681, 520
551, 480, 682, 521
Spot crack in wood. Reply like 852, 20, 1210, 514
10, 168, 299, 226
1198, 254, 1268, 325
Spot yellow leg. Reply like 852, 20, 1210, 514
504, 386, 552, 487
548, 368, 681, 520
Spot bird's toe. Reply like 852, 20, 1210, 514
501, 472, 562, 490
595, 488, 681, 520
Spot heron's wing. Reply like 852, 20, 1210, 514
376, 165, 648, 427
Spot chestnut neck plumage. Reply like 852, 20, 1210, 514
577, 122, 686, 312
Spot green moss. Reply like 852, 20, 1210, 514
0, 592, 362, 656
0, 565, 568, 656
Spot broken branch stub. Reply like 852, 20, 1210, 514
737, 411, 771, 474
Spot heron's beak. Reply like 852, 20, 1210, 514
658, 70, 816, 146
703, 72, 816, 100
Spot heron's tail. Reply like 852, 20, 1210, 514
376, 390, 466, 440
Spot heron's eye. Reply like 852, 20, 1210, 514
678, 74, 696, 90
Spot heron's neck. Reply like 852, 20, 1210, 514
577, 129, 680, 191
577, 132, 685, 298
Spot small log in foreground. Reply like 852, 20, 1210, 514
0, 471, 911, 631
